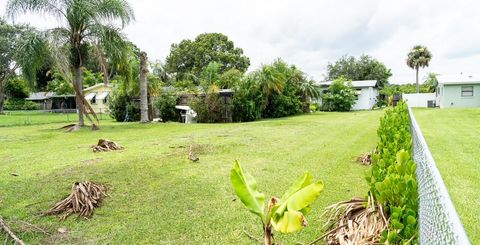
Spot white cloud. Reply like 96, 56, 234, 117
1, 0, 479, 83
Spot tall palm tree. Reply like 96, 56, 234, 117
298, 79, 320, 112
7, 0, 134, 127
407, 45, 432, 93
256, 64, 285, 98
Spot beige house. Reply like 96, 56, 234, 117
83, 84, 112, 113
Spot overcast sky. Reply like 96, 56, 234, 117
1, 0, 479, 83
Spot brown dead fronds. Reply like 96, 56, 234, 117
356, 153, 372, 165
44, 181, 107, 220
320, 193, 389, 245
92, 139, 123, 152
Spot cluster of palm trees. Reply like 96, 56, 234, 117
6, 0, 135, 127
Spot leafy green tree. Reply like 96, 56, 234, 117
298, 79, 320, 112
0, 19, 39, 113
165, 33, 250, 82
7, 0, 135, 126
5, 76, 30, 99
326, 55, 392, 88
199, 61, 223, 90
218, 68, 243, 89
321, 77, 356, 112
424, 72, 438, 92
407, 45, 432, 93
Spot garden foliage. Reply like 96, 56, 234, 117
321, 77, 357, 112
230, 161, 323, 244
366, 102, 418, 243
108, 90, 140, 122
154, 92, 179, 122
4, 98, 40, 110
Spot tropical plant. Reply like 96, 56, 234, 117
321, 77, 356, 112
7, 0, 135, 126
5, 76, 30, 99
326, 54, 392, 88
232, 74, 265, 122
0, 19, 41, 113
154, 91, 179, 122
407, 45, 432, 93
298, 79, 320, 112
424, 72, 438, 92
230, 161, 323, 245
165, 33, 250, 82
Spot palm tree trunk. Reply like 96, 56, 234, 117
74, 66, 85, 126
0, 78, 5, 114
139, 51, 149, 123
416, 67, 419, 93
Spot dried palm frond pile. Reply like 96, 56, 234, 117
188, 145, 199, 162
92, 139, 123, 152
44, 181, 107, 220
322, 194, 389, 245
356, 153, 372, 165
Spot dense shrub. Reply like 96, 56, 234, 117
321, 77, 356, 111
366, 102, 418, 243
155, 92, 179, 122
232, 79, 264, 122
4, 98, 40, 110
108, 90, 140, 122
262, 81, 302, 118
189, 92, 229, 123
5, 77, 30, 99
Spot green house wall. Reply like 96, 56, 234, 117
437, 84, 480, 108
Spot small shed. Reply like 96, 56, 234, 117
26, 92, 55, 110
83, 84, 112, 113
317, 80, 379, 110
435, 75, 480, 108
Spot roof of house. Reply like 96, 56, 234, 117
83, 83, 112, 92
26, 92, 55, 101
437, 75, 480, 85
317, 80, 378, 88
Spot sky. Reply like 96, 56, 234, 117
1, 0, 480, 84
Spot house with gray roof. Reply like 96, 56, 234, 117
435, 75, 480, 108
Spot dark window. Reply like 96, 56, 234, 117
461, 86, 473, 97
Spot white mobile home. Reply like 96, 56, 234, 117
317, 80, 379, 110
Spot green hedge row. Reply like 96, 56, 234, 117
366, 101, 419, 243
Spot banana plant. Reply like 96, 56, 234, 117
230, 161, 323, 245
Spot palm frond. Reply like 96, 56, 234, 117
92, 0, 135, 27
6, 0, 66, 20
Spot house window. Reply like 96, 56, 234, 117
91, 96, 96, 104
103, 96, 108, 104
461, 86, 473, 97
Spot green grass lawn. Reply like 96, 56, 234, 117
0, 111, 382, 244
413, 108, 480, 243
0, 111, 111, 127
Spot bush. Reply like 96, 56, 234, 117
189, 89, 229, 123
4, 98, 40, 110
108, 90, 140, 122
263, 81, 302, 118
232, 79, 264, 122
155, 92, 179, 122
366, 102, 418, 243
321, 77, 356, 111
5, 77, 30, 99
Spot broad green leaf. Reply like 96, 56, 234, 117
275, 181, 323, 216
280, 173, 313, 201
271, 210, 305, 233
286, 181, 323, 211
230, 161, 265, 220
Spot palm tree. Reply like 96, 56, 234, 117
256, 65, 285, 98
7, 0, 134, 127
407, 45, 432, 93
298, 79, 320, 112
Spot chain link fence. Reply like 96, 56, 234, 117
408, 108, 470, 245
